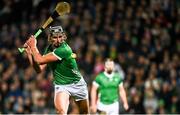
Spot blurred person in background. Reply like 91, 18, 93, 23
143, 88, 158, 114
90, 58, 129, 114
24, 25, 89, 114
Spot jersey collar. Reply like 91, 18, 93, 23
104, 71, 114, 79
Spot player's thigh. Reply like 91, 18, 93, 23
54, 92, 70, 113
75, 99, 90, 114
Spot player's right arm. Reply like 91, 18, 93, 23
31, 55, 47, 73
25, 44, 46, 73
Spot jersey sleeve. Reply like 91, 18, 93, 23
116, 73, 123, 85
93, 81, 99, 87
119, 82, 123, 87
52, 45, 71, 60
94, 74, 101, 86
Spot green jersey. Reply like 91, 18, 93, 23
44, 42, 82, 85
94, 72, 123, 104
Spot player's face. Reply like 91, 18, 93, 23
105, 61, 115, 74
48, 32, 65, 47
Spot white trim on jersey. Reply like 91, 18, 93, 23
52, 52, 62, 60
104, 72, 114, 79
119, 82, 123, 87
93, 81, 99, 88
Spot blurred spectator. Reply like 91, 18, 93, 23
129, 87, 145, 113
143, 88, 158, 114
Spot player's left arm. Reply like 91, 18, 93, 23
119, 83, 129, 110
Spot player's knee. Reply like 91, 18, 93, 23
79, 107, 89, 114
79, 110, 89, 114
55, 104, 67, 114
56, 108, 66, 114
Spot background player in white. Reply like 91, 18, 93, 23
91, 58, 129, 114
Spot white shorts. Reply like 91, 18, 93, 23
54, 78, 89, 101
97, 101, 119, 115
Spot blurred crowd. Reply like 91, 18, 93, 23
0, 0, 180, 114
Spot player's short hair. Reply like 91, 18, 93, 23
49, 26, 63, 34
105, 58, 114, 65
105, 58, 113, 62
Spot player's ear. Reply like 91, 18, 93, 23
62, 32, 67, 41
48, 34, 51, 42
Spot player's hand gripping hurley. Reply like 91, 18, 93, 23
18, 2, 70, 53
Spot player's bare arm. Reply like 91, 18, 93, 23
119, 83, 129, 110
26, 35, 59, 63
24, 43, 47, 73
24, 45, 33, 65
90, 83, 98, 113
25, 35, 61, 73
